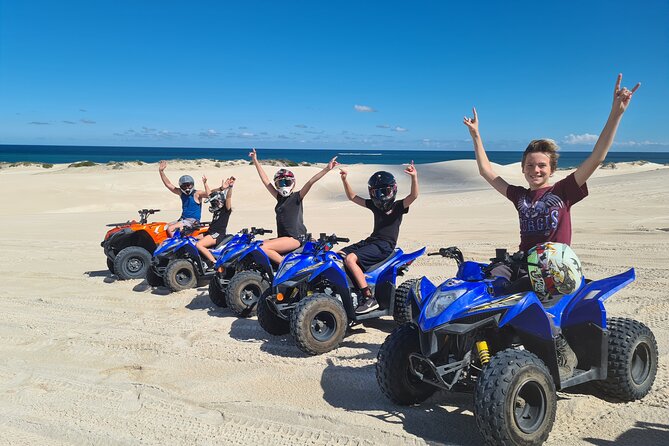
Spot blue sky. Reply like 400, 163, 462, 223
1, 0, 668, 151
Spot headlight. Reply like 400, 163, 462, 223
425, 289, 466, 319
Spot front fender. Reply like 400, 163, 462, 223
238, 244, 272, 274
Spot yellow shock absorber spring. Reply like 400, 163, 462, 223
476, 340, 491, 365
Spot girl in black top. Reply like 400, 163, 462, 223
249, 148, 338, 264
339, 162, 419, 313
196, 176, 235, 265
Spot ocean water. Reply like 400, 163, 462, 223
1, 144, 669, 168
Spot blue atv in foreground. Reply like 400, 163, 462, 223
376, 247, 658, 446
149, 224, 229, 292
258, 233, 425, 355
207, 227, 273, 311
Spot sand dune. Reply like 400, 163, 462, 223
1, 159, 668, 445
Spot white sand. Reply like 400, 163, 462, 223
1, 159, 668, 445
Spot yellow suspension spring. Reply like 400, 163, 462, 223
476, 340, 491, 365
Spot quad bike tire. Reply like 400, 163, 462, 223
376, 323, 437, 405
257, 288, 290, 335
474, 348, 557, 446
145, 267, 164, 287
595, 317, 658, 401
113, 246, 151, 280
106, 258, 115, 274
208, 278, 228, 307
227, 270, 269, 317
290, 294, 347, 355
393, 278, 420, 324
164, 259, 197, 292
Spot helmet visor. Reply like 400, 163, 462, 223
180, 182, 194, 191
370, 186, 394, 200
275, 178, 294, 188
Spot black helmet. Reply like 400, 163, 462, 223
368, 171, 397, 211
206, 190, 226, 213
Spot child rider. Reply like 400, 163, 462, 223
158, 160, 209, 237
196, 176, 235, 268
462, 73, 640, 379
339, 162, 418, 314
249, 148, 339, 264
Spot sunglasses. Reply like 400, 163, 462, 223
275, 178, 294, 188
180, 182, 194, 190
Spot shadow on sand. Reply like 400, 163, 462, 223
583, 421, 669, 445
320, 359, 479, 445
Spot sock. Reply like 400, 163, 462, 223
361, 286, 372, 299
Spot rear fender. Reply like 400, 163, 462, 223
561, 268, 635, 329
390, 247, 426, 279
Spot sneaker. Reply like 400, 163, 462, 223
355, 297, 379, 314
555, 335, 578, 380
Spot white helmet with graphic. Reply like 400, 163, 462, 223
527, 242, 583, 299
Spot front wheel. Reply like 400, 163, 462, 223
474, 348, 557, 446
290, 294, 347, 355
376, 324, 436, 405
164, 259, 197, 292
113, 246, 151, 280
257, 288, 290, 335
595, 317, 658, 401
393, 278, 419, 324
227, 270, 269, 317
208, 278, 228, 307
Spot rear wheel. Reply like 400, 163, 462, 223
164, 259, 197, 292
257, 288, 290, 335
290, 294, 347, 355
227, 270, 269, 317
208, 278, 228, 307
376, 324, 436, 405
474, 348, 557, 446
113, 246, 151, 280
596, 317, 658, 401
146, 267, 164, 287
393, 278, 419, 324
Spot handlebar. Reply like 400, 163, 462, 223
250, 227, 273, 236
427, 246, 464, 265
318, 233, 349, 245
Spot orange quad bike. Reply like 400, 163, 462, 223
101, 208, 207, 280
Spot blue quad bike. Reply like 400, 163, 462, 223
257, 233, 426, 355
207, 227, 273, 311
148, 224, 231, 292
376, 247, 658, 446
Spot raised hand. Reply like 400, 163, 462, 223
223, 176, 236, 188
202, 175, 208, 184
404, 160, 417, 177
463, 107, 479, 137
339, 168, 348, 180
612, 73, 640, 115
327, 156, 339, 171
159, 160, 167, 171
249, 148, 258, 161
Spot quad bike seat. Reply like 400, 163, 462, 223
215, 235, 233, 249
362, 249, 400, 273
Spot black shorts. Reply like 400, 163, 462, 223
340, 239, 394, 271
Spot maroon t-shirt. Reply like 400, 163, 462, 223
506, 172, 588, 253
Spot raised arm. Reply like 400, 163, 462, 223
249, 148, 278, 198
574, 74, 640, 187
463, 108, 509, 196
202, 175, 211, 195
299, 156, 339, 200
223, 176, 235, 211
339, 168, 366, 207
402, 161, 419, 208
158, 160, 180, 195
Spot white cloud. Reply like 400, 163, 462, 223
392, 126, 408, 132
354, 104, 377, 113
199, 129, 219, 138
563, 133, 598, 144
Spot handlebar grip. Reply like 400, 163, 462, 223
337, 237, 350, 243
427, 252, 440, 256
265, 229, 273, 234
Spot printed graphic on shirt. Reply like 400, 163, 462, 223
516, 192, 564, 235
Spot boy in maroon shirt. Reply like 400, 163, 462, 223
463, 74, 640, 379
